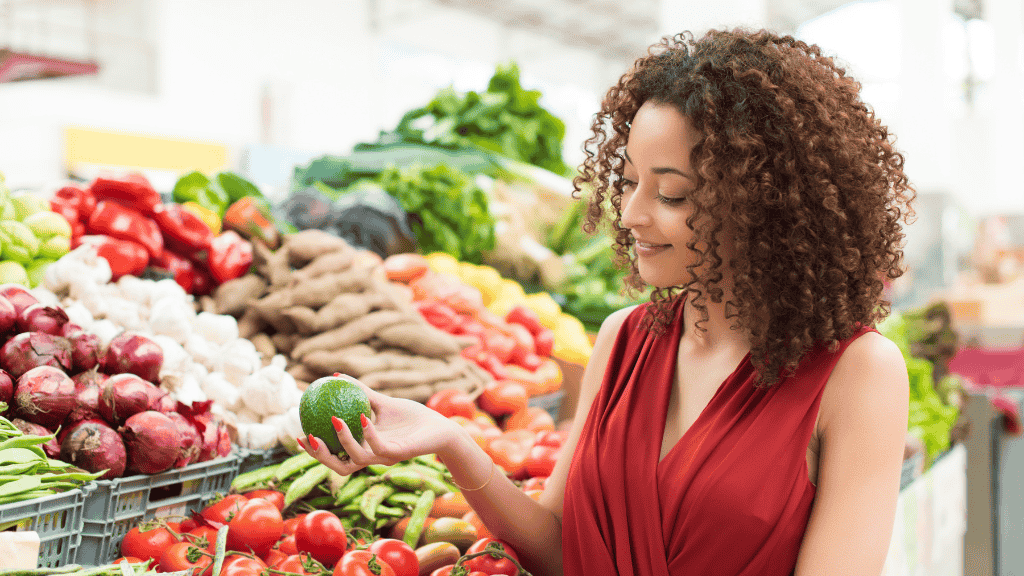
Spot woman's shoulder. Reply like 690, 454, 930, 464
819, 329, 909, 432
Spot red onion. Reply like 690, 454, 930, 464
121, 410, 181, 475
149, 389, 176, 413
0, 297, 16, 335
62, 323, 83, 337
65, 369, 106, 427
0, 284, 39, 317
66, 330, 102, 373
98, 373, 164, 426
11, 418, 60, 458
0, 369, 12, 408
60, 419, 127, 480
14, 366, 76, 428
166, 411, 201, 468
102, 333, 163, 384
17, 303, 70, 336
0, 332, 73, 378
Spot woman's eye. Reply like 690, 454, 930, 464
657, 194, 687, 205
621, 178, 638, 191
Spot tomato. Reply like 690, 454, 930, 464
112, 557, 143, 565
244, 489, 285, 512
461, 510, 493, 540
426, 389, 475, 420
504, 306, 543, 335
120, 524, 180, 562
225, 497, 284, 557
367, 539, 418, 576
383, 253, 429, 283
282, 514, 307, 536
279, 535, 299, 555
179, 517, 198, 532
524, 444, 560, 478
296, 510, 348, 567
478, 381, 528, 418
520, 476, 547, 492
201, 494, 248, 525
503, 407, 555, 433
160, 542, 213, 576
533, 328, 555, 358
334, 550, 397, 576
463, 538, 520, 576
219, 554, 267, 576
481, 330, 516, 364
505, 323, 536, 361
430, 566, 454, 576
486, 429, 536, 478
534, 430, 568, 449
263, 548, 289, 567
272, 553, 320, 574
185, 526, 218, 553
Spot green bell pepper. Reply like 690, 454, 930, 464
0, 220, 40, 263
173, 171, 230, 216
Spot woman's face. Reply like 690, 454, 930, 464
620, 101, 711, 289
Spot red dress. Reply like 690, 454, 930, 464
561, 298, 875, 575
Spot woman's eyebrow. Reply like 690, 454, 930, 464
624, 149, 696, 181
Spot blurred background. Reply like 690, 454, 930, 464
0, 1, 1022, 575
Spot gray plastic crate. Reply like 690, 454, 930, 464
0, 484, 95, 568
76, 453, 240, 567
235, 444, 292, 477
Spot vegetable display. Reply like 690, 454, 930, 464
0, 173, 73, 287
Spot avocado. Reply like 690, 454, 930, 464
299, 374, 373, 455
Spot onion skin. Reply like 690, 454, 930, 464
0, 332, 73, 379
98, 374, 164, 426
0, 297, 16, 335
11, 418, 60, 458
14, 366, 76, 428
166, 411, 201, 468
67, 330, 103, 373
102, 333, 164, 384
60, 419, 127, 480
121, 410, 182, 475
0, 284, 39, 317
66, 369, 106, 427
17, 303, 70, 336
0, 369, 12, 408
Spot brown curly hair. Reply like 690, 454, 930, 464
574, 28, 915, 386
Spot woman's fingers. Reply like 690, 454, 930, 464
332, 416, 377, 466
297, 435, 366, 476
359, 412, 399, 460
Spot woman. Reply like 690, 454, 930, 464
300, 28, 914, 576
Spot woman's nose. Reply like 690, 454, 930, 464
620, 188, 649, 229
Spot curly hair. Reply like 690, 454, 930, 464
574, 28, 915, 386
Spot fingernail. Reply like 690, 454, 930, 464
332, 416, 344, 432
333, 372, 341, 377
308, 434, 319, 450
360, 413, 369, 428
295, 437, 304, 448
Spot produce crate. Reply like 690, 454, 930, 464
528, 389, 565, 423
76, 454, 240, 567
235, 444, 293, 476
0, 484, 95, 568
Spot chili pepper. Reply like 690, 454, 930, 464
182, 201, 221, 234
223, 196, 279, 248
206, 230, 253, 284
86, 201, 164, 259
80, 235, 149, 280
151, 250, 198, 293
51, 185, 97, 221
151, 203, 214, 254
89, 174, 162, 215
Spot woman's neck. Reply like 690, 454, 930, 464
680, 287, 750, 353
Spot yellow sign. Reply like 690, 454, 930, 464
64, 127, 229, 174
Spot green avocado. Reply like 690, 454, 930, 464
299, 374, 373, 456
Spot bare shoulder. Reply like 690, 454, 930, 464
819, 331, 909, 433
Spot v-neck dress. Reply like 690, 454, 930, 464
561, 298, 875, 575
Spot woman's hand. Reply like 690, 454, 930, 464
296, 379, 465, 476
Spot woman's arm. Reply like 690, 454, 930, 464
794, 332, 910, 575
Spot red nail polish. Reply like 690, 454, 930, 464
296, 437, 304, 448
360, 414, 369, 428
308, 434, 319, 450
333, 372, 341, 377
332, 416, 343, 432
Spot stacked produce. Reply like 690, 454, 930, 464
0, 173, 73, 287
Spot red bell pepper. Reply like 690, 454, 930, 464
415, 301, 462, 333
152, 204, 214, 254
505, 305, 545, 336
86, 201, 164, 259
51, 185, 97, 221
89, 174, 163, 215
151, 251, 197, 293
80, 235, 149, 280
191, 268, 215, 297
206, 231, 253, 284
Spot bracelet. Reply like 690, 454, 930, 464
452, 461, 496, 492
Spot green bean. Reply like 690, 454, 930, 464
211, 525, 229, 576
375, 505, 406, 518
0, 488, 57, 505
274, 452, 318, 482
413, 454, 447, 472
230, 463, 281, 491
0, 461, 41, 475
284, 464, 331, 508
0, 433, 55, 452
0, 475, 43, 497
334, 475, 370, 506
0, 446, 46, 464
359, 484, 395, 521
39, 470, 106, 483
385, 492, 422, 507
305, 495, 336, 508
367, 464, 392, 475
403, 490, 435, 548
383, 469, 449, 495
404, 463, 447, 481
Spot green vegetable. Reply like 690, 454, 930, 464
230, 463, 281, 492
9, 192, 50, 221
0, 220, 41, 263
172, 171, 230, 216
403, 490, 435, 548
273, 452, 319, 483
284, 463, 332, 508
215, 172, 264, 203
0, 260, 29, 286
359, 483, 395, 521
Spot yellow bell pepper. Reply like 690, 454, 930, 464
425, 252, 460, 276
523, 292, 562, 330
552, 312, 593, 365
181, 201, 221, 234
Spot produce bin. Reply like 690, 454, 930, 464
76, 454, 240, 566
0, 484, 95, 568
528, 389, 565, 424
235, 444, 293, 476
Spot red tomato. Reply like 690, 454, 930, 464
504, 306, 544, 335
334, 550, 397, 576
383, 253, 429, 283
225, 497, 284, 558
430, 566, 454, 576
159, 542, 213, 576
263, 548, 289, 567
219, 554, 267, 576
278, 535, 299, 555
244, 489, 285, 512
367, 539, 418, 576
478, 381, 528, 418
524, 444, 560, 478
503, 406, 555, 433
426, 389, 476, 419
520, 476, 547, 492
486, 429, 536, 478
178, 517, 198, 532
272, 553, 319, 574
533, 328, 555, 358
534, 430, 568, 449
185, 526, 218, 553
112, 557, 143, 565
463, 538, 520, 576
201, 494, 248, 525
120, 524, 180, 562
296, 510, 348, 567
282, 514, 307, 536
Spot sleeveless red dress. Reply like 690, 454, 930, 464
561, 298, 874, 575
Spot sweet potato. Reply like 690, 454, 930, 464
237, 308, 266, 340
291, 310, 411, 360
285, 230, 351, 268
359, 363, 467, 390
288, 268, 375, 309
287, 363, 320, 383
250, 333, 276, 361
272, 333, 301, 356
383, 384, 435, 403
251, 291, 296, 334
253, 241, 291, 287
376, 321, 462, 359
291, 249, 356, 283
214, 274, 268, 316
281, 306, 318, 334
301, 345, 394, 375
285, 293, 390, 335
321, 351, 448, 378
